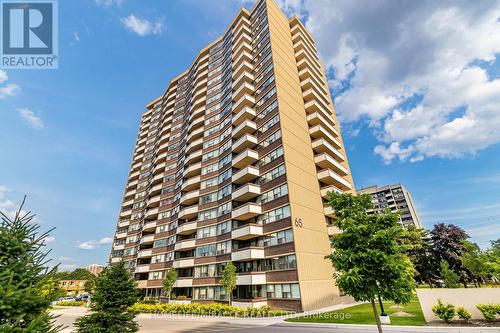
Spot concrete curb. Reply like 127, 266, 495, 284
277, 322, 500, 333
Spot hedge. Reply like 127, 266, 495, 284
476, 304, 500, 321
130, 303, 290, 317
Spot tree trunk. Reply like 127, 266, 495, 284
371, 298, 383, 333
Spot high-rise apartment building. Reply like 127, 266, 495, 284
86, 264, 104, 276
357, 184, 421, 228
110, 0, 355, 311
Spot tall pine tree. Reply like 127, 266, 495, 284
0, 198, 63, 332
75, 262, 139, 333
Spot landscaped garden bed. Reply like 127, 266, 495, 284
131, 303, 290, 317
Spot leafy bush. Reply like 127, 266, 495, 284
55, 301, 86, 307
456, 307, 471, 321
138, 299, 156, 305
476, 304, 500, 321
176, 295, 187, 300
432, 299, 455, 322
130, 303, 289, 317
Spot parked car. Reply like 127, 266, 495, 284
51, 296, 76, 306
75, 293, 90, 301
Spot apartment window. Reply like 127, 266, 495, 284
258, 164, 285, 184
216, 220, 231, 235
266, 283, 300, 299
218, 202, 232, 216
216, 240, 231, 255
200, 192, 218, 204
262, 229, 293, 247
159, 210, 172, 219
202, 149, 219, 162
258, 184, 288, 204
151, 254, 165, 263
153, 239, 167, 248
128, 223, 140, 232
156, 224, 167, 233
197, 225, 216, 239
217, 185, 232, 199
198, 208, 217, 221
132, 212, 143, 220
257, 146, 284, 166
196, 244, 216, 257
203, 137, 219, 149
257, 114, 280, 134
204, 124, 220, 137
163, 174, 175, 182
123, 248, 136, 256
257, 205, 290, 224
202, 162, 218, 175
258, 130, 281, 150
200, 177, 218, 189
218, 154, 232, 168
218, 169, 232, 183
148, 271, 163, 280
126, 235, 137, 244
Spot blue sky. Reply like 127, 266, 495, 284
0, 0, 499, 270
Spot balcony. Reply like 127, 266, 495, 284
147, 195, 160, 207
145, 208, 159, 219
306, 112, 337, 136
115, 231, 127, 239
135, 264, 149, 273
233, 94, 255, 113
137, 249, 152, 258
233, 72, 254, 90
110, 257, 121, 263
187, 127, 204, 143
320, 185, 342, 198
140, 234, 155, 244
174, 278, 193, 288
180, 189, 200, 206
309, 125, 342, 149
314, 153, 349, 176
185, 150, 202, 165
232, 119, 256, 139
186, 137, 203, 153
181, 175, 201, 191
327, 224, 341, 236
232, 149, 258, 169
118, 220, 130, 228
178, 205, 199, 219
324, 206, 334, 217
177, 221, 197, 235
143, 220, 156, 231
173, 258, 195, 268
120, 210, 132, 218
113, 244, 125, 250
231, 247, 265, 261
233, 82, 255, 100
231, 223, 263, 240
236, 272, 266, 285
232, 203, 261, 220
232, 165, 259, 185
183, 161, 202, 178
232, 60, 253, 78
233, 106, 256, 126
174, 239, 196, 251
317, 169, 352, 191
232, 184, 260, 201
311, 138, 345, 162
232, 134, 257, 153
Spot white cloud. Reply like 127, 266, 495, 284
0, 83, 20, 99
73, 31, 80, 42
77, 236, 112, 250
285, 0, 500, 163
0, 70, 7, 83
44, 236, 56, 244
121, 15, 165, 36
17, 108, 44, 129
0, 186, 17, 219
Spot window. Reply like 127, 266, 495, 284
217, 202, 232, 216
200, 192, 218, 204
262, 229, 293, 246
258, 130, 281, 150
216, 240, 231, 254
202, 162, 218, 175
200, 177, 218, 189
257, 114, 279, 134
197, 225, 216, 239
151, 254, 165, 263
258, 164, 285, 185
196, 244, 216, 257
216, 221, 231, 235
218, 169, 232, 183
148, 271, 163, 280
218, 185, 231, 199
266, 283, 300, 299
257, 146, 283, 166
257, 185, 288, 204
153, 239, 167, 248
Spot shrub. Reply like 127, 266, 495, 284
138, 299, 156, 305
432, 299, 455, 322
476, 304, 500, 321
55, 301, 86, 307
129, 303, 288, 317
456, 307, 471, 321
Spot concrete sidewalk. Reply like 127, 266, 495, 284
279, 322, 500, 333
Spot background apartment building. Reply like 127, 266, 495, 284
110, 0, 355, 311
357, 183, 421, 228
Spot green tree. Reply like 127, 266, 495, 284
84, 274, 97, 294
0, 198, 63, 332
220, 261, 237, 306
402, 226, 439, 287
162, 267, 177, 302
75, 262, 139, 333
482, 239, 500, 282
325, 193, 416, 333
70, 268, 95, 281
460, 240, 487, 286
440, 260, 460, 288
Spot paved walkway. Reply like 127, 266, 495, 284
52, 305, 500, 333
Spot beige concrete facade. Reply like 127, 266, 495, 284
417, 288, 500, 321
110, 0, 354, 311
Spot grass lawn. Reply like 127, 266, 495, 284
286, 296, 425, 326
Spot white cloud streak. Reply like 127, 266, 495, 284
77, 237, 112, 250
17, 108, 44, 129
121, 15, 165, 36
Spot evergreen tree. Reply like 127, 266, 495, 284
0, 198, 63, 333
402, 226, 439, 286
75, 262, 139, 333
162, 267, 177, 302
325, 193, 416, 333
440, 260, 460, 288
220, 262, 237, 306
